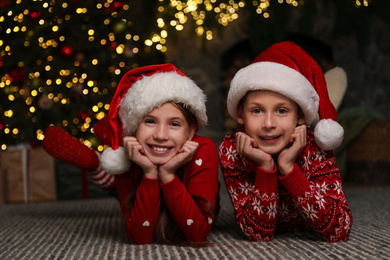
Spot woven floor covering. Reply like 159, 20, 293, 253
1, 185, 389, 260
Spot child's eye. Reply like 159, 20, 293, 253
276, 108, 287, 115
252, 108, 262, 114
170, 122, 181, 127
144, 119, 155, 124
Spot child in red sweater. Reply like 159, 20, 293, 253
99, 64, 219, 245
219, 41, 352, 242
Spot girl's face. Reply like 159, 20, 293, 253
135, 102, 196, 165
237, 90, 305, 155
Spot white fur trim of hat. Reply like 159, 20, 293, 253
119, 71, 207, 136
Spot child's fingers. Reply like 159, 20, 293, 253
179, 140, 198, 153
123, 137, 145, 159
290, 125, 307, 150
235, 132, 256, 154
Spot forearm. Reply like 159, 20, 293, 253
161, 177, 214, 242
122, 176, 161, 244
280, 164, 353, 242
223, 166, 279, 242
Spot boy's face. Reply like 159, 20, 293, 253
135, 102, 195, 165
237, 90, 305, 155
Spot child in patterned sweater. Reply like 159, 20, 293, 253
219, 41, 352, 242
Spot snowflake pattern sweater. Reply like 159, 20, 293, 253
115, 135, 219, 244
219, 128, 353, 242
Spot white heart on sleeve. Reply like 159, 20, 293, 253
195, 159, 202, 166
143, 221, 150, 227
187, 219, 194, 226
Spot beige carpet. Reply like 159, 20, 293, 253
1, 186, 389, 259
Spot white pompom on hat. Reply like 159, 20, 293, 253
227, 41, 343, 151
101, 64, 207, 175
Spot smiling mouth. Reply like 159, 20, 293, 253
149, 145, 171, 152
260, 136, 280, 140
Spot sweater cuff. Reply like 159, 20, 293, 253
160, 175, 182, 195
254, 165, 278, 194
140, 175, 160, 192
279, 164, 310, 199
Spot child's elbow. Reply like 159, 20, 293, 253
323, 223, 353, 242
185, 226, 212, 243
126, 226, 154, 245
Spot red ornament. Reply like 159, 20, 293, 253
113, 1, 122, 8
60, 45, 75, 59
8, 67, 26, 83
111, 41, 118, 49
77, 110, 89, 123
101, 0, 125, 13
30, 10, 42, 20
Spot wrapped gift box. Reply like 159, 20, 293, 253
0, 145, 57, 204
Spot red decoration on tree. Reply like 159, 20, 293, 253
60, 45, 75, 59
77, 110, 89, 123
29, 10, 42, 20
8, 67, 26, 83
101, 0, 125, 13
0, 116, 4, 130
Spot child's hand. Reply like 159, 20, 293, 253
123, 136, 158, 179
159, 140, 199, 184
235, 132, 274, 171
277, 125, 307, 176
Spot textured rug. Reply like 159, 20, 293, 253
1, 185, 389, 260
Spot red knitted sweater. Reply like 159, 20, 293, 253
219, 128, 353, 242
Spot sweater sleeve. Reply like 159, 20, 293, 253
279, 141, 353, 242
160, 136, 219, 242
115, 170, 161, 245
219, 133, 279, 242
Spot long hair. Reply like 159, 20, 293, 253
126, 102, 216, 245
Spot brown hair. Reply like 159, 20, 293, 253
126, 102, 216, 245
171, 102, 198, 129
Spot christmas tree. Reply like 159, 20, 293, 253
0, 0, 165, 152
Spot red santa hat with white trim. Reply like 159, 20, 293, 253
101, 64, 207, 175
227, 41, 344, 151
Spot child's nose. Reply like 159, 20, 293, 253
263, 113, 276, 128
154, 125, 169, 140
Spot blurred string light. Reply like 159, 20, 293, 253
144, 0, 371, 50
355, 0, 371, 7
144, 0, 306, 50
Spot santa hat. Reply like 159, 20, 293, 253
227, 41, 343, 151
101, 64, 207, 175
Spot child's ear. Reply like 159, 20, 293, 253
187, 125, 196, 140
237, 106, 245, 125
297, 110, 305, 125
297, 117, 305, 125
